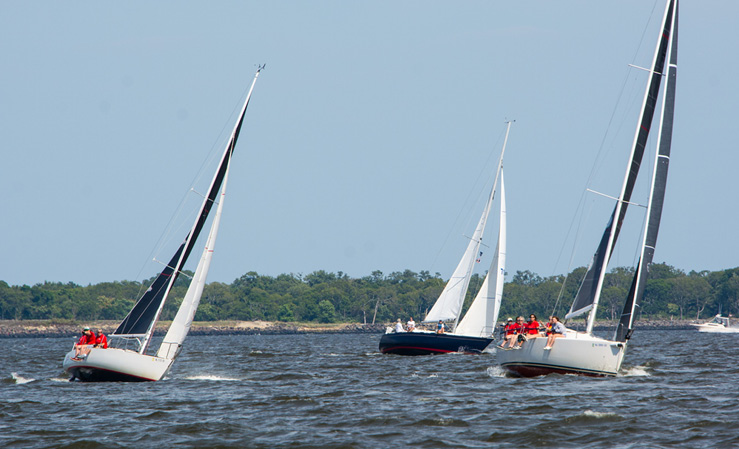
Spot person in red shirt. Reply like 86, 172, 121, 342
94, 329, 108, 349
525, 314, 542, 338
72, 327, 96, 360
76, 328, 108, 360
503, 316, 526, 348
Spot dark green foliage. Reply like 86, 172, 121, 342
1, 263, 737, 323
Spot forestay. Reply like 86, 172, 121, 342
454, 172, 506, 337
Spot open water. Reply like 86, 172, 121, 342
1, 330, 737, 448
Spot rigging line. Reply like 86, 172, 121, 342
151, 258, 194, 280
130, 85, 251, 295
583, 0, 659, 193
428, 123, 507, 274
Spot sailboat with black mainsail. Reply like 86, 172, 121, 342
379, 122, 511, 355
63, 67, 264, 382
498, 0, 678, 377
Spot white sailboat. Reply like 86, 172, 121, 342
379, 121, 511, 355
63, 67, 264, 381
499, 0, 678, 376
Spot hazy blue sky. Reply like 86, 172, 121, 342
1, 1, 736, 287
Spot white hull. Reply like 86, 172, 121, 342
63, 347, 173, 382
691, 323, 739, 334
496, 331, 626, 377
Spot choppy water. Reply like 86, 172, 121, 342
2, 330, 737, 448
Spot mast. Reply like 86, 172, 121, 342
454, 170, 506, 337
566, 2, 674, 334
424, 121, 512, 327
616, 0, 677, 342
113, 66, 263, 353
157, 154, 232, 359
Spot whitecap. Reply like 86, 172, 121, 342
619, 365, 650, 377
184, 375, 241, 381
486, 366, 507, 378
49, 377, 72, 383
10, 373, 34, 384
582, 410, 619, 419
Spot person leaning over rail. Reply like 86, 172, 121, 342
72, 327, 96, 361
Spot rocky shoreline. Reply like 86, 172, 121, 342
0, 319, 698, 339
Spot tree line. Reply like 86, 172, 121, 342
1, 263, 738, 324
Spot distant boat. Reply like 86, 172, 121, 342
63, 67, 264, 381
379, 121, 511, 355
498, 0, 678, 377
692, 315, 739, 333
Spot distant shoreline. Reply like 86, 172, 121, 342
0, 319, 699, 339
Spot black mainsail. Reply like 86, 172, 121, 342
113, 67, 263, 352
566, 1, 676, 326
616, 2, 678, 342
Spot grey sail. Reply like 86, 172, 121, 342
113, 67, 262, 350
616, 0, 677, 342
566, 0, 675, 321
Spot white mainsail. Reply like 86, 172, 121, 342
455, 171, 506, 337
157, 158, 231, 360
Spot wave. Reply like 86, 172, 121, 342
183, 375, 241, 381
9, 372, 34, 384
620, 365, 651, 377
486, 366, 507, 378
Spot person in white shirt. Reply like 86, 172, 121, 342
394, 319, 404, 333
406, 317, 416, 332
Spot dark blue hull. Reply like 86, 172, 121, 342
379, 332, 493, 356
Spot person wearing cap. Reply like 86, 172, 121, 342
499, 318, 515, 348
78, 328, 108, 359
502, 317, 525, 349
72, 327, 96, 360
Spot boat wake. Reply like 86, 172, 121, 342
619, 365, 651, 377
486, 366, 507, 378
7, 372, 35, 384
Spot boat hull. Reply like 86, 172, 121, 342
691, 323, 739, 333
496, 332, 625, 377
379, 331, 493, 356
63, 347, 173, 382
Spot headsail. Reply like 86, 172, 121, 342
424, 121, 511, 327
566, 2, 675, 333
616, 0, 677, 342
113, 66, 263, 353
455, 171, 506, 337
157, 156, 232, 359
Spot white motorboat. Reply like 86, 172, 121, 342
692, 315, 739, 333
499, 0, 678, 377
63, 67, 264, 381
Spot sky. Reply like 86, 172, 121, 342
1, 1, 737, 287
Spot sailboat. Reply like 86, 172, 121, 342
498, 0, 678, 377
63, 67, 264, 381
379, 122, 511, 355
